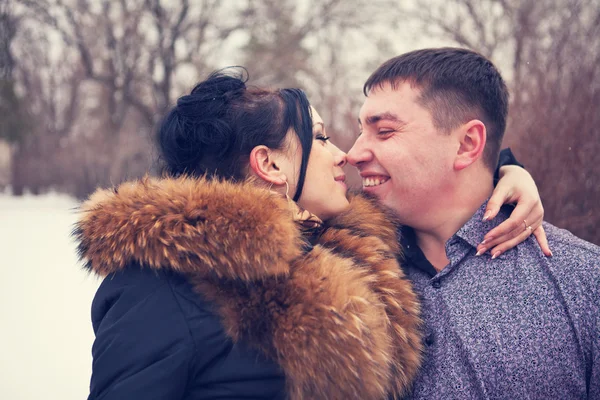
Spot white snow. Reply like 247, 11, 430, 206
0, 192, 100, 400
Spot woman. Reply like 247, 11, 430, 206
75, 69, 546, 399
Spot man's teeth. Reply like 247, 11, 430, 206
363, 177, 389, 187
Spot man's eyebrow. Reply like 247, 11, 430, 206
363, 112, 405, 126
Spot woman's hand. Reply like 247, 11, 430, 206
477, 165, 552, 258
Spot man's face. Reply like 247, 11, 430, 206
347, 81, 456, 227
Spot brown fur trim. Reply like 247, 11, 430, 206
75, 177, 422, 399
326, 192, 403, 254
196, 244, 422, 399
74, 176, 304, 280
319, 194, 422, 397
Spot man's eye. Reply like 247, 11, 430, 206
378, 130, 394, 135
316, 135, 330, 142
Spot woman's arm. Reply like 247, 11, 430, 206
478, 149, 552, 258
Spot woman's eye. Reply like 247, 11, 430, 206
378, 130, 394, 136
316, 135, 330, 142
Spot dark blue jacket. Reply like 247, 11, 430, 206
89, 266, 285, 399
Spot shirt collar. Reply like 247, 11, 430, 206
453, 199, 513, 250
399, 200, 514, 277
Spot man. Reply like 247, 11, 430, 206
347, 48, 599, 399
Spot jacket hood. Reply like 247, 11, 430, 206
74, 176, 304, 281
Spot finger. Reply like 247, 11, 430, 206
533, 225, 552, 256
477, 216, 542, 256
483, 200, 541, 243
486, 218, 543, 258
484, 184, 512, 221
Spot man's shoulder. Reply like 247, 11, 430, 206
535, 222, 600, 298
543, 222, 600, 260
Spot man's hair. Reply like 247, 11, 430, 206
364, 48, 509, 171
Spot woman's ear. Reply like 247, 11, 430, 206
454, 119, 486, 171
248, 145, 287, 185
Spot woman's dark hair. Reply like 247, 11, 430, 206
157, 67, 313, 201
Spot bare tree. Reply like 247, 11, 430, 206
11, 0, 248, 196
0, 0, 25, 145
19, 0, 245, 124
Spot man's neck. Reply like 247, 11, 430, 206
413, 175, 493, 272
417, 232, 451, 272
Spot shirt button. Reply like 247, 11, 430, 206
425, 333, 435, 346
432, 280, 441, 289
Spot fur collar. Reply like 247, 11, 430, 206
75, 176, 423, 399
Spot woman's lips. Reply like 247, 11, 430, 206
335, 175, 347, 190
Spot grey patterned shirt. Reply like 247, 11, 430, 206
401, 202, 600, 399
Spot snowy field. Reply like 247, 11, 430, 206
0, 192, 100, 400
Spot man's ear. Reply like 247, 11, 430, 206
454, 119, 486, 171
248, 145, 287, 185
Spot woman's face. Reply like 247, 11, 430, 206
282, 107, 350, 220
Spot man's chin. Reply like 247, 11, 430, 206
359, 187, 387, 203
361, 182, 386, 196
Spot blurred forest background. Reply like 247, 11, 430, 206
0, 0, 598, 244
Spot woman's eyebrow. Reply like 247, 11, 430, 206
312, 122, 324, 128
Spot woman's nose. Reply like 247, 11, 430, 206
336, 151, 348, 168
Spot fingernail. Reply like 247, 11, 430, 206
548, 251, 553, 257
491, 251, 500, 260
482, 211, 492, 221
481, 237, 493, 246
476, 249, 483, 256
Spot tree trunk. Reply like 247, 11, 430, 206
9, 142, 24, 196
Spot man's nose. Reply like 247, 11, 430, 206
346, 135, 371, 166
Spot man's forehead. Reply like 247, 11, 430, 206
358, 93, 399, 125
359, 82, 421, 123
358, 95, 386, 122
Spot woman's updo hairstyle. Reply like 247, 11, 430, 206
157, 67, 314, 201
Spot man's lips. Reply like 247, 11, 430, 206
360, 174, 390, 188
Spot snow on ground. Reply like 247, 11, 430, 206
0, 192, 100, 400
